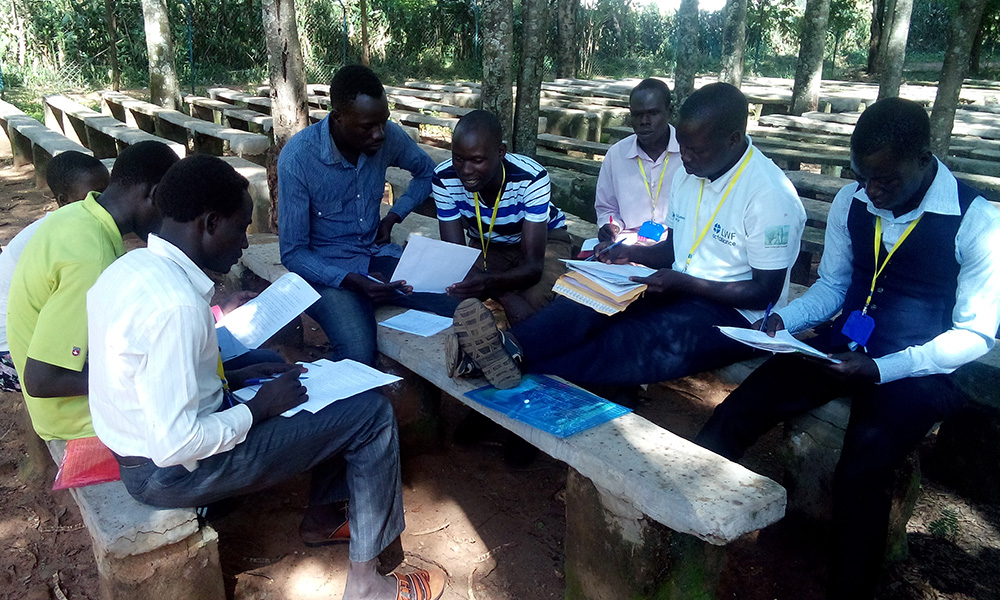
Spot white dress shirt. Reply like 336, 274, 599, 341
88, 234, 253, 469
0, 215, 47, 351
594, 128, 683, 233
667, 138, 807, 323
776, 159, 1000, 383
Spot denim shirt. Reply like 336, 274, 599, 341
277, 115, 435, 288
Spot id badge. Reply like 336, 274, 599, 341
841, 310, 876, 348
637, 220, 666, 242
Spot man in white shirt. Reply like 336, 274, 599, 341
451, 83, 805, 391
694, 98, 1000, 600
594, 78, 682, 244
88, 155, 443, 600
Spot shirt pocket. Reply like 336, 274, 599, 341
311, 193, 346, 221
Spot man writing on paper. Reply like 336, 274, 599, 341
595, 78, 682, 245
449, 83, 806, 391
7, 141, 178, 441
89, 155, 445, 600
433, 110, 571, 326
279, 65, 458, 366
694, 98, 1000, 600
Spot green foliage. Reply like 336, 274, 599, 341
928, 507, 961, 540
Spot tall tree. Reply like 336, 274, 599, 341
790, 0, 831, 115
877, 0, 912, 100
104, 0, 120, 91
480, 0, 514, 143
719, 0, 747, 87
513, 0, 547, 155
360, 0, 371, 67
867, 0, 887, 75
556, 0, 580, 78
262, 0, 309, 232
930, 0, 988, 156
674, 0, 700, 108
140, 0, 181, 109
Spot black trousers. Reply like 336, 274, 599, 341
694, 353, 968, 600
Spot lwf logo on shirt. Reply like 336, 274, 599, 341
764, 225, 791, 248
712, 222, 738, 247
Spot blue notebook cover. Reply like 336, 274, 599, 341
464, 374, 632, 438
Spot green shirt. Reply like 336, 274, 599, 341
7, 193, 125, 440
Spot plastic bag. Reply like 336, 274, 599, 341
52, 436, 121, 490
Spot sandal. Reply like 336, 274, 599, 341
392, 568, 445, 600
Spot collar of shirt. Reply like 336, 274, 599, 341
146, 234, 215, 302
623, 125, 680, 164
855, 158, 960, 224
82, 191, 126, 257
702, 136, 755, 194
321, 114, 372, 171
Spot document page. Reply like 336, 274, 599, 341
216, 273, 321, 350
378, 310, 453, 337
717, 327, 841, 363
232, 358, 402, 417
390, 235, 482, 293
561, 260, 656, 294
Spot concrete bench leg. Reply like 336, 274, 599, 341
192, 133, 225, 156
95, 526, 225, 600
377, 356, 444, 452
10, 128, 33, 167
564, 469, 726, 600
0, 122, 11, 158
156, 120, 192, 147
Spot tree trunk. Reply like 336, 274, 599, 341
969, 12, 986, 76
790, 0, 831, 115
262, 0, 310, 232
877, 0, 912, 100
719, 0, 747, 87
140, 0, 181, 109
360, 0, 371, 67
480, 0, 515, 143
513, 0, 547, 155
867, 0, 886, 75
674, 0, 699, 108
556, 0, 580, 78
930, 0, 988, 157
104, 0, 120, 90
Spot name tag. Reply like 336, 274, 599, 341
841, 310, 875, 348
637, 220, 665, 242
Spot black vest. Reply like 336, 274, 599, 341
828, 181, 979, 358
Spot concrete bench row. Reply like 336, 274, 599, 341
0, 99, 93, 189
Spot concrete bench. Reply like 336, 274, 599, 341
536, 133, 610, 159
0, 99, 93, 188
45, 440, 224, 600
235, 226, 787, 600
206, 88, 272, 115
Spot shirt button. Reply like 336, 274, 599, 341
869, 304, 877, 310
876, 287, 883, 293
318, 211, 323, 216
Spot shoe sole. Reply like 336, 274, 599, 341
452, 299, 521, 390
444, 332, 461, 378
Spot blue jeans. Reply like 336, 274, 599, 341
510, 295, 759, 386
116, 390, 403, 563
307, 255, 461, 365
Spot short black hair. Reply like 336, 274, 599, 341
678, 82, 748, 136
454, 110, 504, 147
155, 155, 249, 223
851, 97, 930, 160
109, 140, 179, 189
330, 65, 385, 111
46, 151, 107, 199
630, 78, 672, 112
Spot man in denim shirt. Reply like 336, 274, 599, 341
279, 65, 458, 365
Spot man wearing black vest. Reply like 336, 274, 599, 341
694, 97, 1000, 599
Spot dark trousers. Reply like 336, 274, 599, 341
509, 295, 759, 386
117, 390, 404, 563
694, 354, 968, 599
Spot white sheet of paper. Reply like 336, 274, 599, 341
216, 273, 321, 350
216, 326, 251, 362
390, 234, 481, 293
716, 327, 842, 363
378, 310, 453, 337
561, 259, 656, 295
581, 238, 599, 252
232, 358, 402, 417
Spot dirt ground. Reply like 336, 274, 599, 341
1, 160, 999, 600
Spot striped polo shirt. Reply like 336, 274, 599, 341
432, 153, 566, 245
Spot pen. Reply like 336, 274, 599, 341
244, 376, 309, 386
586, 239, 624, 261
363, 273, 407, 295
759, 302, 773, 332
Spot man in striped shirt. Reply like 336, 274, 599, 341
432, 110, 571, 325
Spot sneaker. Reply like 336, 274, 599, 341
452, 299, 522, 389
444, 332, 482, 379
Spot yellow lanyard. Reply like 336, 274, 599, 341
684, 148, 754, 272
473, 164, 505, 270
863, 215, 923, 314
637, 154, 669, 218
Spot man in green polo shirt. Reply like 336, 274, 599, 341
7, 141, 179, 441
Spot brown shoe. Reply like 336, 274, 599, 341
391, 568, 445, 600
